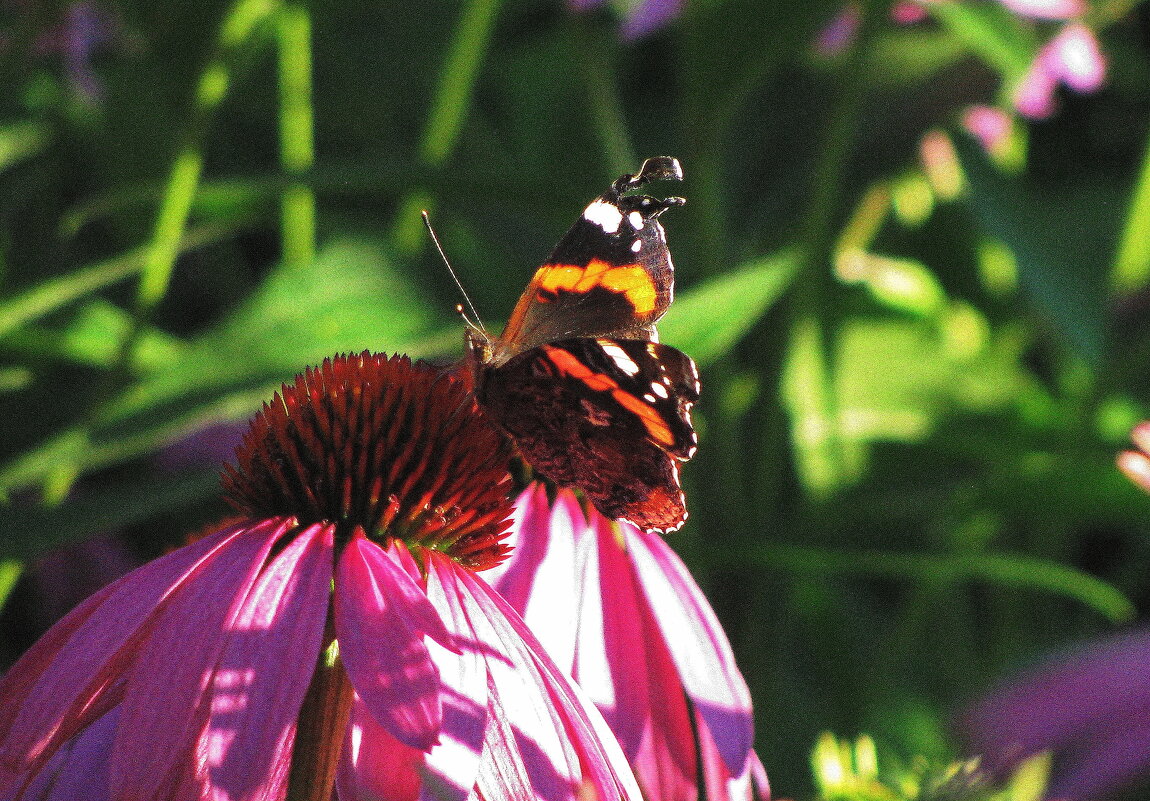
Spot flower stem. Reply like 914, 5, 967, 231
783, 0, 886, 497
570, 17, 636, 177
41, 0, 277, 501
391, 0, 503, 256
277, 0, 317, 268
287, 606, 354, 801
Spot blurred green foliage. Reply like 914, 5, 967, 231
1, 0, 1150, 796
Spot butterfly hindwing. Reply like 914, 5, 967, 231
477, 338, 698, 534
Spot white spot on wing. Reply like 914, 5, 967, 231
583, 199, 623, 234
598, 340, 640, 376
631, 239, 642, 253
650, 381, 669, 399
628, 211, 644, 230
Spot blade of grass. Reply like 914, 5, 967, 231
0, 221, 245, 339
1112, 120, 1150, 294
392, 0, 504, 255
737, 543, 1135, 624
276, 0, 316, 268
41, 0, 279, 502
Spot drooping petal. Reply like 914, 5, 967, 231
1013, 58, 1058, 119
999, 0, 1084, 19
444, 557, 644, 801
418, 557, 491, 801
336, 696, 423, 801
13, 705, 118, 801
335, 533, 450, 751
625, 526, 754, 776
1046, 22, 1105, 93
493, 487, 589, 674
0, 519, 282, 794
195, 523, 334, 801
592, 513, 695, 797
109, 517, 301, 800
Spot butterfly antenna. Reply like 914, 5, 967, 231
421, 210, 486, 334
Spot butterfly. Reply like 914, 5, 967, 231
465, 157, 698, 534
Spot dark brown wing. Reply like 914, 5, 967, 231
477, 337, 699, 533
489, 158, 685, 366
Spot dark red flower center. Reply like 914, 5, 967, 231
222, 352, 515, 569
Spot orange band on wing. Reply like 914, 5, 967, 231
534, 259, 657, 316
543, 345, 675, 447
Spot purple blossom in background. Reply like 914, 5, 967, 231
1014, 21, 1106, 119
961, 628, 1150, 800
961, 422, 1150, 800
32, 0, 118, 102
569, 0, 685, 39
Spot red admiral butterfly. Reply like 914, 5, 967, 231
466, 157, 699, 534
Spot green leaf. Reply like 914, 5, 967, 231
660, 249, 797, 367
0, 222, 240, 339
927, 0, 1037, 80
955, 134, 1108, 365
0, 121, 50, 173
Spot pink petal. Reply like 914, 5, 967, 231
1047, 22, 1105, 93
0, 519, 279, 793
418, 558, 491, 801
1118, 450, 1150, 494
450, 559, 644, 801
335, 534, 448, 751
196, 523, 334, 801
336, 696, 423, 801
1132, 421, 1150, 453
14, 705, 118, 801
890, 2, 927, 25
494, 488, 589, 673
1013, 58, 1059, 119
999, 0, 1084, 19
961, 105, 1013, 157
109, 518, 297, 800
487, 484, 554, 614
625, 527, 754, 776
592, 513, 696, 796
699, 717, 770, 801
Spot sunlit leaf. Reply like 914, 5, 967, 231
660, 249, 797, 366
955, 134, 1107, 364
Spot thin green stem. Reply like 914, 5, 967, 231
392, 0, 503, 256
570, 17, 635, 177
1111, 119, 1150, 294
277, 1, 317, 268
419, 0, 502, 166
42, 0, 278, 501
783, 0, 886, 497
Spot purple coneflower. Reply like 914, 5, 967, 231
960, 421, 1150, 800
486, 484, 769, 801
0, 353, 644, 801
